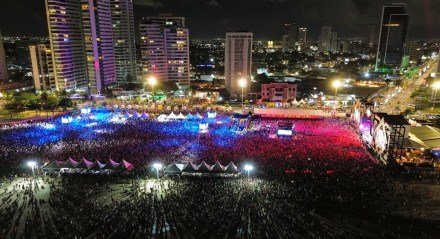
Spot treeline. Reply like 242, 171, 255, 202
2, 91, 75, 119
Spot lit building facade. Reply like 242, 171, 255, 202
319, 24, 332, 52
298, 27, 307, 45
81, 0, 116, 93
375, 3, 409, 71
29, 44, 56, 92
45, 0, 87, 91
224, 31, 253, 96
261, 83, 297, 102
282, 22, 297, 52
139, 15, 190, 86
110, 0, 137, 84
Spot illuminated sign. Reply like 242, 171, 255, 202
277, 129, 293, 136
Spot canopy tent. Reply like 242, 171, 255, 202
211, 161, 226, 173
176, 113, 186, 120
140, 112, 149, 119
63, 158, 79, 169
224, 162, 239, 174
165, 163, 183, 174
196, 113, 203, 119
132, 112, 140, 119
103, 159, 120, 170
157, 114, 168, 122
207, 112, 217, 119
124, 112, 132, 118
76, 158, 94, 169
167, 112, 177, 120
116, 160, 134, 171
89, 160, 106, 171
197, 161, 212, 173
292, 99, 299, 105
182, 162, 198, 173
186, 113, 195, 120
43, 160, 66, 170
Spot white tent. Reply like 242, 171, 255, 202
167, 112, 177, 120
199, 123, 209, 133
197, 161, 212, 173
211, 162, 226, 173
299, 99, 306, 104
207, 112, 217, 118
165, 163, 183, 174
224, 162, 239, 174
292, 99, 299, 105
157, 114, 168, 122
182, 162, 198, 173
177, 112, 186, 120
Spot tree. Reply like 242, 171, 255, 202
41, 93, 59, 115
3, 93, 26, 119
24, 93, 42, 116
160, 81, 179, 92
58, 90, 72, 112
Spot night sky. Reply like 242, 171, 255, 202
0, 0, 439, 40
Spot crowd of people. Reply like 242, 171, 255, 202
1, 106, 439, 238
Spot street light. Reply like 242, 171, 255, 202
243, 164, 254, 177
27, 161, 37, 177
147, 76, 157, 95
152, 163, 162, 179
238, 78, 247, 109
332, 80, 342, 98
431, 81, 440, 111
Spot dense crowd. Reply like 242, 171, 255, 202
0, 107, 375, 176
1, 107, 439, 238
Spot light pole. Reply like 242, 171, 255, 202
152, 163, 162, 179
332, 80, 342, 98
431, 82, 440, 111
27, 161, 37, 179
147, 76, 157, 96
243, 164, 254, 177
238, 78, 247, 109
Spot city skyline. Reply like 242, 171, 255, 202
1, 0, 439, 40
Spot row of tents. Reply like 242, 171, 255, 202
164, 161, 240, 175
43, 158, 134, 172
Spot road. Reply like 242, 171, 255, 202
373, 59, 438, 114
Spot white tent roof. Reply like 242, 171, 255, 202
167, 112, 177, 119
177, 113, 186, 119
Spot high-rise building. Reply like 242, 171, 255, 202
404, 41, 421, 62
224, 31, 253, 96
0, 31, 8, 82
375, 3, 409, 71
282, 22, 297, 52
368, 23, 375, 48
139, 15, 190, 85
331, 32, 338, 52
45, 0, 87, 91
319, 24, 332, 52
29, 44, 56, 92
298, 27, 307, 45
81, 0, 116, 93
110, 0, 137, 84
